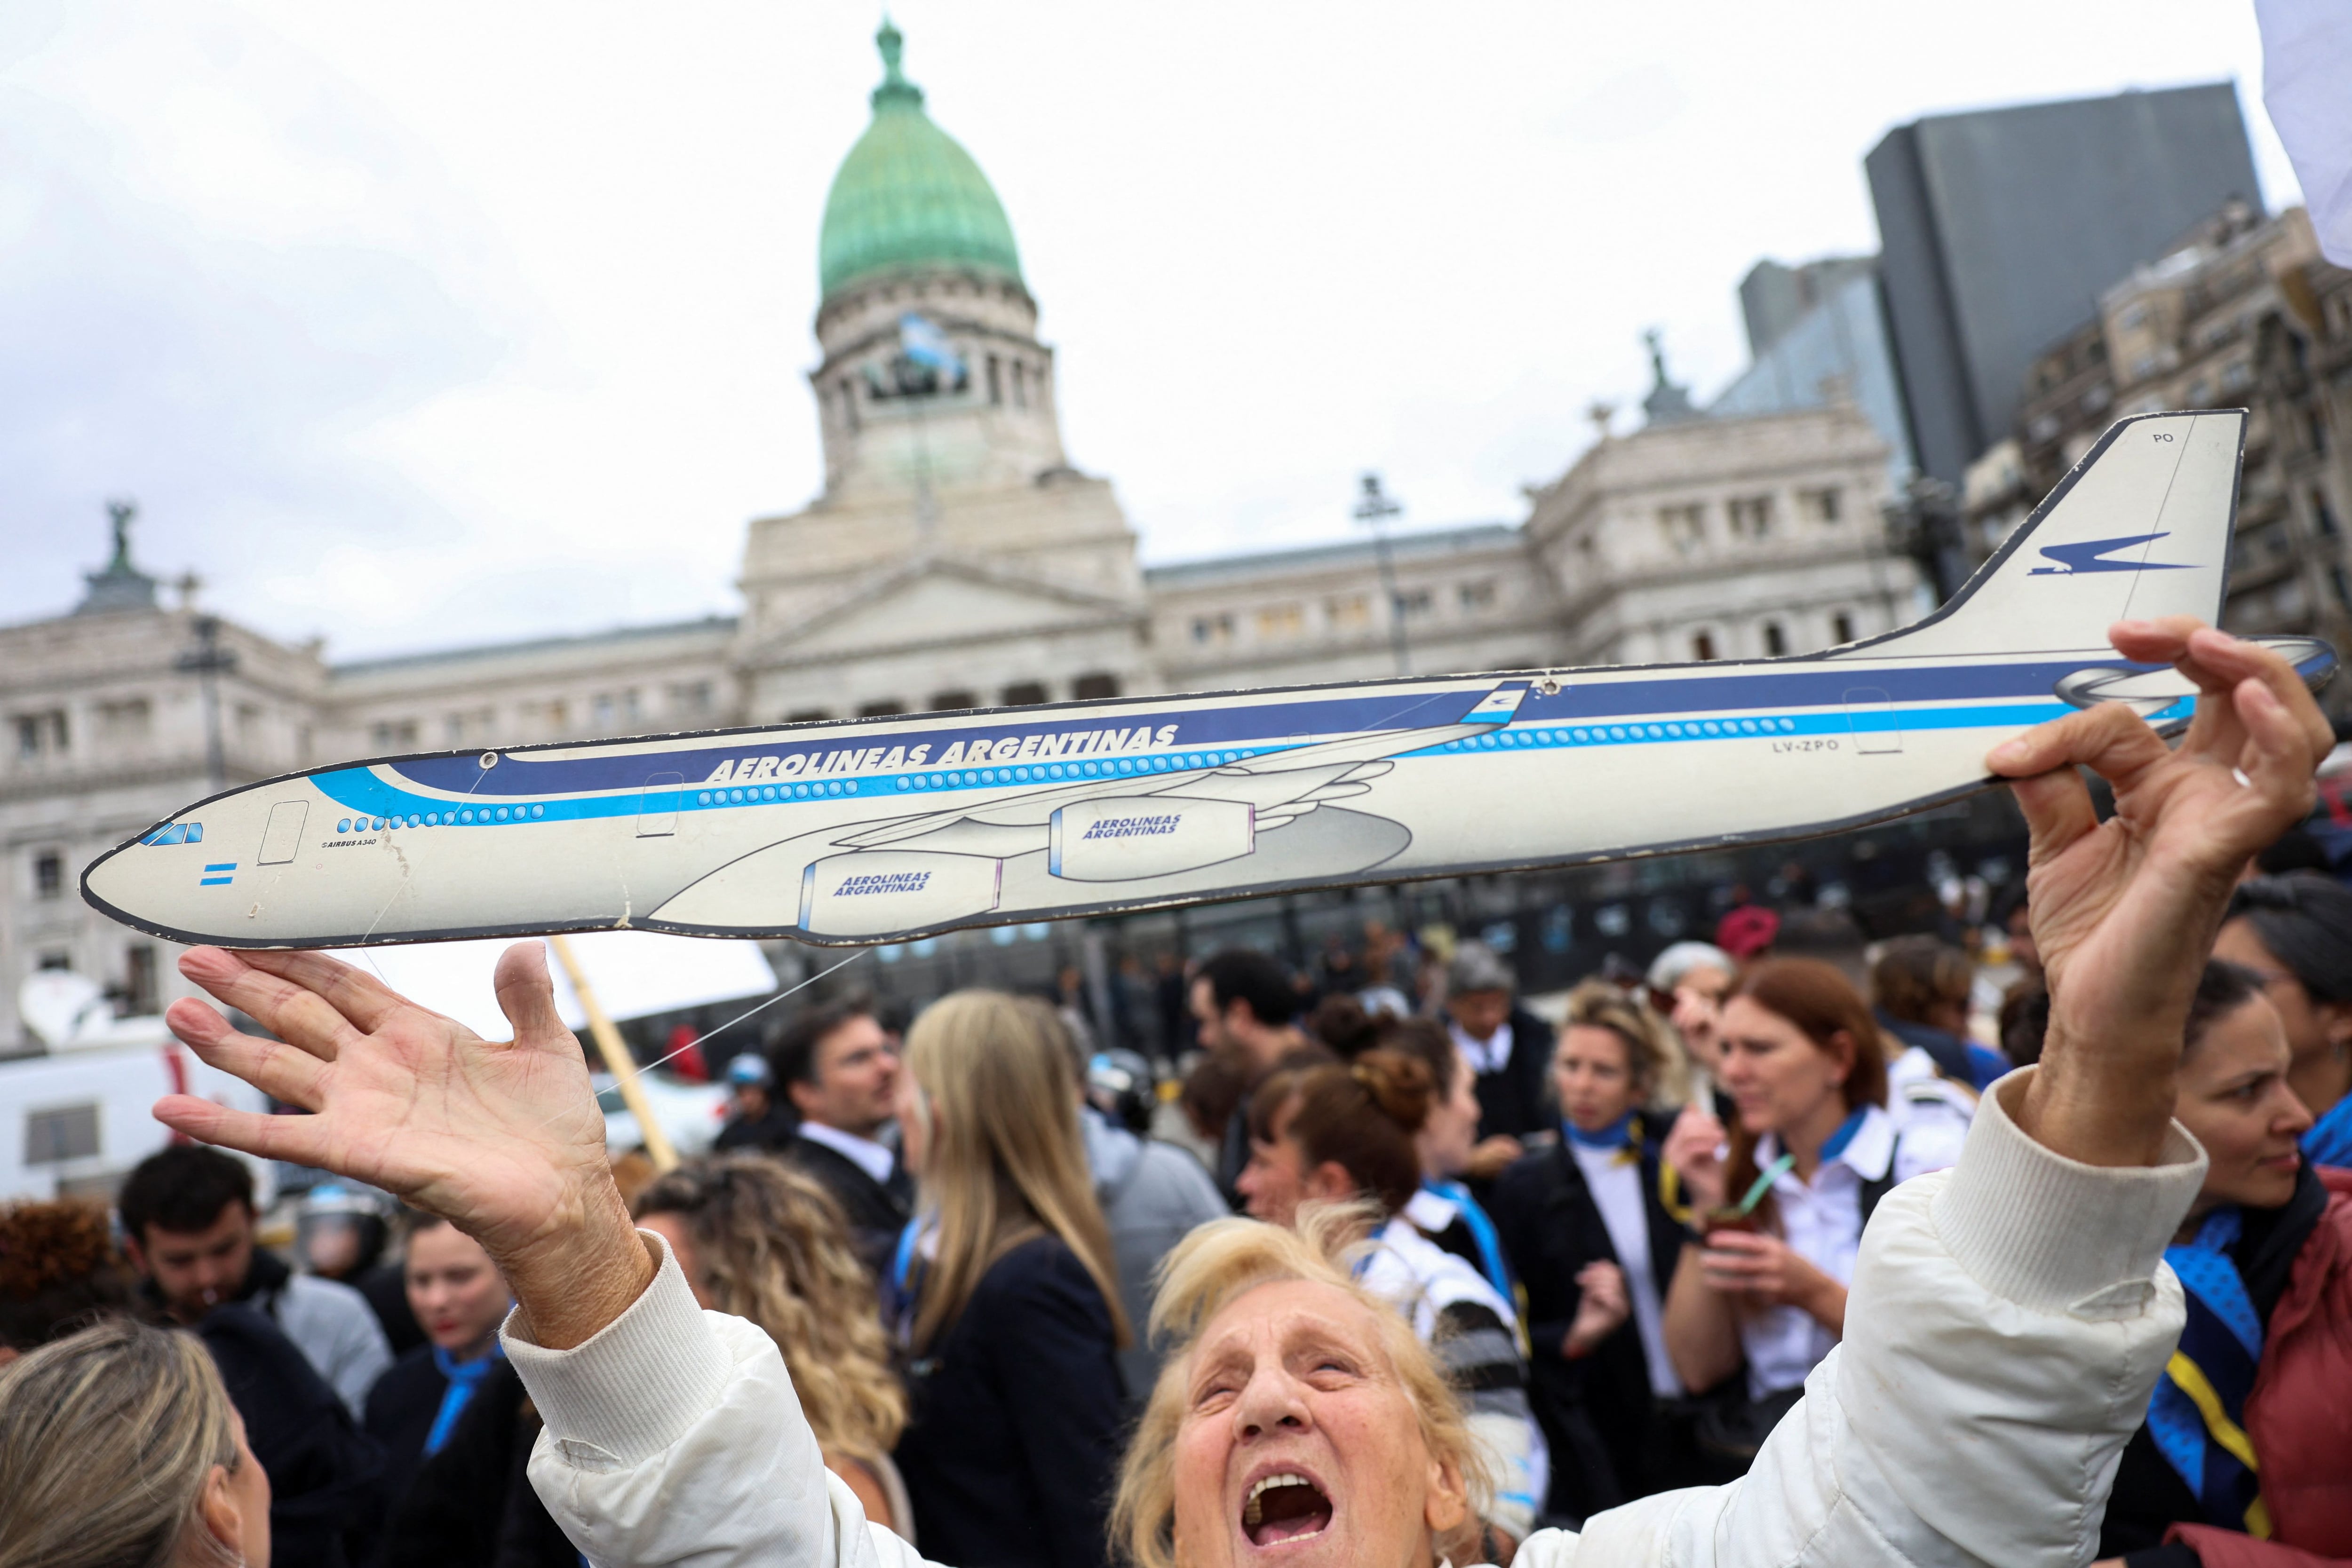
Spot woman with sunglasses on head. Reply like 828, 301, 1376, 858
2213, 871, 2352, 1168
151, 621, 2338, 1568
1490, 982, 1695, 1514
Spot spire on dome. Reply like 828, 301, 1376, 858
818, 19, 1024, 299
872, 17, 923, 110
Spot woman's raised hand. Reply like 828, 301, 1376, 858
1988, 620, 2333, 1167
155, 942, 652, 1348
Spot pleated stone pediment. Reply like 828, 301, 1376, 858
743, 552, 1140, 667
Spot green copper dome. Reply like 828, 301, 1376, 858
818, 22, 1023, 300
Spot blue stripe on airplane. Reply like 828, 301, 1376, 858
375, 657, 2155, 800
302, 695, 2178, 829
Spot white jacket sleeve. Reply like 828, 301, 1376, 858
1515, 1069, 2207, 1567
505, 1069, 2201, 1568
502, 1232, 933, 1568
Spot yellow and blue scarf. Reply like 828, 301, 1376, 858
2148, 1207, 2271, 1538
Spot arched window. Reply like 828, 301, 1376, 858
1763, 621, 1788, 656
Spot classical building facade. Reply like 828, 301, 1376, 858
0, 24, 1921, 1052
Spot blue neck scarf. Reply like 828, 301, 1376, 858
2304, 1091, 2352, 1169
1565, 1113, 1636, 1153
2147, 1207, 2271, 1538
1419, 1179, 1515, 1303
1817, 1107, 1868, 1166
425, 1342, 504, 1456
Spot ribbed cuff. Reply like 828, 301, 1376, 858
500, 1230, 732, 1465
1931, 1069, 2206, 1314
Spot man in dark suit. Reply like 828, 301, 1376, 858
1445, 942, 1555, 1178
773, 999, 912, 1280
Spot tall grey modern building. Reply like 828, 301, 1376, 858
1867, 83, 2261, 483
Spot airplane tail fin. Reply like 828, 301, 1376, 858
1851, 411, 2243, 659
1461, 681, 1532, 725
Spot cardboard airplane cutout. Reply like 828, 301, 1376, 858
83, 411, 2337, 950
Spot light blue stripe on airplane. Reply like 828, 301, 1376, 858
302, 696, 2182, 828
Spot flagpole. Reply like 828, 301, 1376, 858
548, 933, 680, 1173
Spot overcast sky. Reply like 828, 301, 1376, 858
0, 0, 2299, 659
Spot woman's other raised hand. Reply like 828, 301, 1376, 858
155, 942, 652, 1348
1987, 620, 2333, 1168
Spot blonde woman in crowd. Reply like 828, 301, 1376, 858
148, 621, 2333, 1567
887, 990, 1130, 1568
632, 1156, 914, 1539
0, 1317, 270, 1568
1492, 982, 1698, 1513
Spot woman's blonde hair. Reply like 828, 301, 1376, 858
0, 1318, 244, 1568
1561, 980, 1692, 1108
633, 1155, 907, 1460
1111, 1202, 1491, 1568
903, 990, 1129, 1354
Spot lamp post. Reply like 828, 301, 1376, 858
1354, 472, 1411, 677
175, 615, 237, 792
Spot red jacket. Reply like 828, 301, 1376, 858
2170, 1168, 2352, 1567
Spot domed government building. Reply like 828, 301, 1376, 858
0, 24, 1917, 1049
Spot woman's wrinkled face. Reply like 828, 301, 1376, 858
1715, 995, 1848, 1140
2176, 994, 2313, 1214
1415, 1055, 1481, 1180
1554, 1025, 1639, 1134
1169, 1279, 1465, 1568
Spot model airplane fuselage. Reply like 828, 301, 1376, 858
82, 412, 2338, 949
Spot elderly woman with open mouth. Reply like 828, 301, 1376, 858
151, 621, 2331, 1568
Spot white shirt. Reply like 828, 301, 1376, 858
1451, 1018, 1514, 1077
796, 1121, 895, 1187
1569, 1140, 1683, 1398
1736, 1103, 1937, 1401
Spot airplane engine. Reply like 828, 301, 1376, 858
1048, 797, 1255, 882
798, 851, 1001, 938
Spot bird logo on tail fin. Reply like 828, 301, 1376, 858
2027, 532, 2194, 576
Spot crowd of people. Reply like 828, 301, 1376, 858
2, 620, 2349, 1568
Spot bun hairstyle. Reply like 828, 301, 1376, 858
1255, 1048, 1433, 1216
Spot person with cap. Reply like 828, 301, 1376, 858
1715, 905, 1780, 965
1445, 942, 1556, 1175
714, 1051, 798, 1152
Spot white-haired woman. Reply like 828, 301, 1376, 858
152, 621, 2330, 1567
0, 1317, 271, 1568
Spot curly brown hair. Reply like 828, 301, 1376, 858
0, 1201, 134, 1352
632, 1156, 907, 1460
